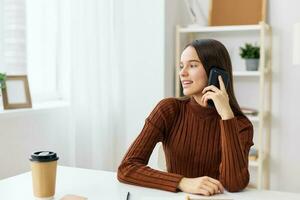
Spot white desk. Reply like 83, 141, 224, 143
0, 166, 299, 200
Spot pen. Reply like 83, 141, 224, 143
126, 191, 130, 200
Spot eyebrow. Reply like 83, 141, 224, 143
180, 59, 201, 64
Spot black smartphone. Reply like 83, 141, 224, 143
207, 67, 229, 107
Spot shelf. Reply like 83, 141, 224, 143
247, 182, 257, 189
233, 71, 260, 77
247, 115, 259, 122
246, 112, 270, 123
249, 152, 267, 168
178, 24, 261, 33
249, 160, 259, 167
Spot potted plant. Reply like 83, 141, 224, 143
240, 43, 260, 71
0, 73, 6, 89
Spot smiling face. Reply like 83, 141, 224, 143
179, 46, 208, 97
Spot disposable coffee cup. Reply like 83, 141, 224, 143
30, 151, 59, 200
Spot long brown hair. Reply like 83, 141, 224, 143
185, 39, 244, 116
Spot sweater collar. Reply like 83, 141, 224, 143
188, 96, 218, 117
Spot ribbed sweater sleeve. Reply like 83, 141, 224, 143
219, 116, 254, 192
117, 98, 184, 192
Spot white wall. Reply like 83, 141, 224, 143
0, 107, 74, 179
120, 0, 166, 168
164, 0, 190, 97
268, 0, 300, 192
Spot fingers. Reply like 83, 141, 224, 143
203, 181, 219, 194
207, 177, 224, 193
200, 184, 215, 196
201, 176, 223, 194
196, 176, 223, 196
202, 76, 226, 94
179, 177, 224, 196
201, 92, 213, 106
198, 188, 211, 196
202, 85, 219, 94
218, 75, 226, 91
201, 81, 229, 108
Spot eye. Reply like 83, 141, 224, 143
179, 64, 184, 69
190, 64, 197, 68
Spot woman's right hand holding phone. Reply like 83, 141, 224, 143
178, 176, 224, 196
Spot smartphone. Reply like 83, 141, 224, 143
207, 67, 229, 107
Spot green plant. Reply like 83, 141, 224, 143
239, 43, 260, 59
0, 73, 7, 89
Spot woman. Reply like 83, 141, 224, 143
117, 39, 254, 196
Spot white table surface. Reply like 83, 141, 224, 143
0, 166, 299, 200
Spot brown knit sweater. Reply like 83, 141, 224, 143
117, 97, 253, 192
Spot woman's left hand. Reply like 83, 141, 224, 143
201, 76, 234, 120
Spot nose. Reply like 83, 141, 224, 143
179, 66, 188, 77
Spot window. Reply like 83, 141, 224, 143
0, 0, 26, 74
1, 0, 66, 104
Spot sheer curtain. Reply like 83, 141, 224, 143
26, 0, 60, 102
66, 0, 125, 170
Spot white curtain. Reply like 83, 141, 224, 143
26, 0, 60, 102
65, 0, 125, 170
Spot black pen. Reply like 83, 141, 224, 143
126, 192, 130, 200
